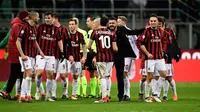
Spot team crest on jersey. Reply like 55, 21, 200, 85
169, 36, 172, 40
30, 31, 32, 33
21, 30, 24, 34
155, 36, 159, 39
43, 30, 46, 33
142, 35, 145, 39
52, 30, 54, 34
151, 34, 154, 36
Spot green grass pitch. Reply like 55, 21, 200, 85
0, 82, 200, 112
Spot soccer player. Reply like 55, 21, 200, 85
158, 16, 180, 101
85, 16, 99, 98
16, 11, 41, 103
0, 10, 29, 100
117, 16, 138, 101
88, 16, 118, 103
140, 14, 167, 102
72, 17, 88, 98
67, 18, 87, 100
51, 13, 73, 100
35, 11, 64, 101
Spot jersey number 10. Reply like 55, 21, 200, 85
99, 35, 111, 49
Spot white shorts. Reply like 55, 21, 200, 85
166, 64, 174, 76
35, 55, 55, 71
55, 59, 67, 74
19, 57, 35, 73
139, 68, 147, 76
96, 62, 113, 78
146, 59, 166, 73
70, 62, 82, 75
124, 58, 136, 80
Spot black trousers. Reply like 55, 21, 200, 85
114, 54, 124, 100
6, 63, 23, 94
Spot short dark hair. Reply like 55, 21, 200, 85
53, 13, 61, 22
150, 13, 158, 18
158, 16, 166, 25
87, 15, 95, 21
68, 18, 77, 24
109, 17, 117, 21
100, 16, 109, 26
44, 11, 53, 17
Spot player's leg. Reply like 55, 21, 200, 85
81, 69, 87, 97
35, 55, 45, 100
144, 60, 155, 102
154, 59, 167, 102
165, 64, 177, 101
123, 58, 131, 101
45, 56, 56, 101
51, 59, 59, 100
71, 62, 82, 100
106, 62, 113, 100
94, 62, 109, 103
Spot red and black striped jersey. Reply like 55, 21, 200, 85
67, 31, 85, 62
18, 22, 37, 57
90, 27, 116, 62
54, 25, 70, 59
37, 24, 62, 56
141, 27, 167, 60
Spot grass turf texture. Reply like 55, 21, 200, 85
0, 82, 200, 112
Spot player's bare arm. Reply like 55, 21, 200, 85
58, 40, 64, 52
80, 44, 87, 64
34, 40, 45, 58
112, 42, 118, 52
16, 38, 27, 61
140, 45, 153, 59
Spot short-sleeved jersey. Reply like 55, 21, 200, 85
90, 27, 116, 62
37, 24, 62, 56
67, 31, 85, 62
18, 22, 37, 57
54, 25, 70, 59
141, 27, 167, 60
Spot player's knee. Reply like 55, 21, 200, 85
73, 75, 78, 79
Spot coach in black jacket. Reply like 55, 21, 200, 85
114, 16, 145, 101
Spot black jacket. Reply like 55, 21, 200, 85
115, 26, 145, 58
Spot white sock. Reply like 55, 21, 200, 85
72, 79, 78, 95
100, 78, 107, 98
163, 80, 169, 97
26, 77, 32, 96
36, 77, 42, 92
156, 77, 165, 97
20, 78, 26, 97
40, 82, 45, 93
139, 80, 145, 94
61, 79, 67, 95
16, 78, 21, 95
124, 78, 127, 96
46, 79, 53, 98
151, 79, 158, 95
106, 77, 111, 96
145, 82, 150, 98
124, 77, 130, 97
66, 77, 69, 95
169, 79, 177, 95
52, 79, 57, 97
